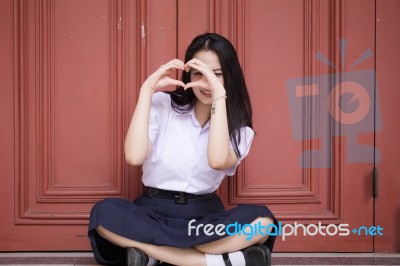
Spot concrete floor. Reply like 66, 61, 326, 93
0, 252, 400, 265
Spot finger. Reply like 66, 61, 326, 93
185, 61, 210, 74
171, 59, 185, 68
183, 82, 195, 90
155, 78, 185, 91
184, 58, 207, 73
185, 58, 212, 70
185, 57, 208, 67
184, 80, 206, 90
165, 59, 184, 67
167, 78, 186, 88
169, 60, 185, 70
162, 62, 184, 72
161, 60, 185, 72
169, 58, 185, 66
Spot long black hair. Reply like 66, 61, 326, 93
168, 33, 253, 158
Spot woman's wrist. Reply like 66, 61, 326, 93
211, 95, 227, 115
212, 86, 226, 99
140, 82, 156, 95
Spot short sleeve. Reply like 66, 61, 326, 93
222, 126, 255, 176
148, 92, 170, 144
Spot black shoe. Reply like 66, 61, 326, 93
126, 247, 148, 266
241, 245, 271, 266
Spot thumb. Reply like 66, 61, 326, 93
155, 78, 186, 92
184, 81, 197, 90
168, 78, 186, 88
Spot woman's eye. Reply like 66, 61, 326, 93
193, 72, 202, 76
215, 72, 223, 77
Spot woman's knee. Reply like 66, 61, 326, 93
253, 216, 274, 228
248, 216, 274, 244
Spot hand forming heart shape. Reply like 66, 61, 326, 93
142, 58, 224, 94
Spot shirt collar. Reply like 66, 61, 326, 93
176, 108, 210, 129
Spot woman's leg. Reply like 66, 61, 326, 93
97, 216, 274, 265
96, 225, 206, 266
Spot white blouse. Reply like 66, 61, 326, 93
141, 92, 254, 194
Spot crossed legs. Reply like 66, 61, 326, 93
96, 217, 274, 266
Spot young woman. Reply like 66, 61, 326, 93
88, 33, 278, 266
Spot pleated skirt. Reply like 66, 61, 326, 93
88, 194, 278, 265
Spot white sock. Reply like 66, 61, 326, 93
147, 256, 158, 266
205, 254, 225, 266
228, 251, 246, 266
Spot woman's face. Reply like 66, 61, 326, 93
190, 50, 224, 105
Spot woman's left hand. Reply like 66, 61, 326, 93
183, 58, 225, 96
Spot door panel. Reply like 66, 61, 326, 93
0, 0, 139, 250
15, 0, 120, 225
14, 0, 127, 225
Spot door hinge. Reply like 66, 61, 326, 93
373, 166, 378, 198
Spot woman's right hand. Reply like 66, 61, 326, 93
142, 59, 186, 92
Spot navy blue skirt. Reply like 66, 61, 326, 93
88, 194, 278, 265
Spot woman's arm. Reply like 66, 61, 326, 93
208, 90, 238, 170
124, 86, 154, 165
124, 59, 185, 165
184, 59, 238, 170
207, 89, 238, 170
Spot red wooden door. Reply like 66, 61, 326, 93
0, 0, 140, 250
1, 0, 399, 253
177, 0, 378, 252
